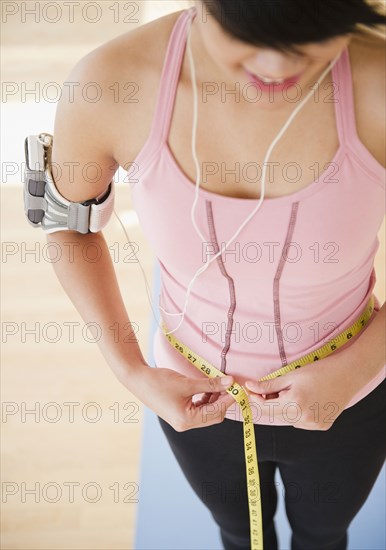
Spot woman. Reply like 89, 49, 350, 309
48, 1, 386, 548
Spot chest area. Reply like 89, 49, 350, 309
130, 157, 384, 290
167, 81, 341, 200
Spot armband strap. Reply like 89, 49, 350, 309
24, 133, 115, 234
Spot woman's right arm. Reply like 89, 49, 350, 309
47, 45, 235, 432
47, 49, 150, 388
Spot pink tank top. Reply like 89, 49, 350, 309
130, 7, 385, 425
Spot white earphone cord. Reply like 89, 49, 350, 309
115, 18, 342, 337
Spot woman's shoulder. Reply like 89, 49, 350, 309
62, 10, 184, 165
349, 30, 385, 89
349, 31, 385, 168
84, 9, 183, 77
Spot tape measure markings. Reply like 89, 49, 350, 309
161, 294, 375, 550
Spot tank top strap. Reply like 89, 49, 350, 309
145, 11, 358, 162
330, 45, 356, 145
146, 6, 196, 149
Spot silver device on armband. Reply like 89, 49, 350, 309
23, 133, 115, 234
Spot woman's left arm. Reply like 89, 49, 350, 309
245, 302, 385, 430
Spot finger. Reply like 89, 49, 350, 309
193, 392, 236, 427
245, 377, 291, 395
193, 392, 212, 407
243, 391, 290, 423
265, 392, 280, 399
188, 375, 234, 397
208, 392, 221, 403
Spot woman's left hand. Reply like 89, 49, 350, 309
244, 351, 358, 430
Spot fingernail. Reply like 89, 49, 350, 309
221, 376, 233, 386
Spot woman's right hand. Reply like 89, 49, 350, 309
131, 365, 236, 432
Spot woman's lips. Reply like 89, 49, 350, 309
244, 69, 304, 91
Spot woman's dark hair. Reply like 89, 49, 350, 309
201, 0, 386, 53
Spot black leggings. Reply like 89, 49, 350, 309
157, 379, 386, 550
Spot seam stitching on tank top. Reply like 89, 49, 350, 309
205, 200, 236, 375
273, 202, 299, 366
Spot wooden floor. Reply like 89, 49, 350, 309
1, 185, 156, 549
2, 3, 190, 548
1, 1, 385, 547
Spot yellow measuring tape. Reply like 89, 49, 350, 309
160, 294, 374, 550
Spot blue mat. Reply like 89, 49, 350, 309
134, 260, 385, 550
